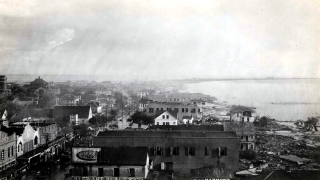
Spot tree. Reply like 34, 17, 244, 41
110, 109, 118, 119
128, 111, 153, 125
258, 116, 270, 127
73, 124, 90, 138
304, 117, 319, 131
38, 95, 54, 108
88, 115, 109, 126
0, 101, 24, 119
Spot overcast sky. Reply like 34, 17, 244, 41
0, 0, 319, 81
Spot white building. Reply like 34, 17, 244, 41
154, 111, 178, 126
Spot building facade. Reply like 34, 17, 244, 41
93, 130, 239, 178
0, 126, 17, 176
154, 111, 178, 126
71, 147, 150, 179
145, 102, 202, 121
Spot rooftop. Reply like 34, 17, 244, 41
96, 129, 236, 138
98, 147, 148, 165
53, 106, 91, 119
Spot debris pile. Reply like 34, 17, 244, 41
252, 132, 320, 171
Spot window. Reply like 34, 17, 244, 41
166, 115, 169, 119
173, 147, 179, 155
250, 144, 254, 149
98, 168, 104, 177
34, 136, 38, 145
154, 147, 163, 155
246, 136, 249, 141
173, 122, 176, 125
162, 115, 165, 119
166, 162, 173, 170
161, 108, 163, 111
219, 147, 227, 156
166, 122, 169, 125
11, 146, 13, 157
186, 108, 188, 112
182, 108, 184, 112
129, 168, 135, 177
247, 117, 250, 122
8, 147, 10, 157
149, 108, 154, 113
157, 122, 159, 125
113, 168, 119, 177
241, 136, 243, 140
205, 147, 209, 156
185, 147, 195, 156
163, 122, 165, 125
0, 149, 3, 160
191, 108, 196, 113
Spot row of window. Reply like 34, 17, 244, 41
156, 122, 176, 125
151, 147, 227, 157
149, 107, 200, 113
0, 146, 14, 160
83, 168, 136, 177
240, 135, 254, 140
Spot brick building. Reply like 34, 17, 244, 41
93, 129, 239, 178
71, 147, 150, 179
0, 125, 17, 178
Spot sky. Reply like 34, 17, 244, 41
0, 0, 319, 81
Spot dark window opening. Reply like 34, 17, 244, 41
98, 168, 104, 177
129, 168, 135, 177
114, 168, 120, 177
205, 147, 209, 156
219, 147, 227, 156
83, 167, 88, 176
166, 162, 173, 170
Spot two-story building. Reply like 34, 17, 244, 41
154, 111, 178, 126
71, 147, 150, 179
230, 106, 257, 123
93, 129, 239, 179
53, 106, 92, 125
224, 122, 256, 151
145, 102, 202, 122
59, 94, 81, 106
0, 125, 17, 179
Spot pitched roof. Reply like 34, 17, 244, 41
87, 101, 100, 107
139, 98, 151, 104
53, 106, 91, 119
60, 94, 78, 101
98, 99, 115, 105
81, 94, 97, 104
182, 116, 193, 120
98, 147, 148, 165
230, 106, 254, 113
28, 109, 53, 118
154, 110, 178, 119
97, 94, 108, 99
